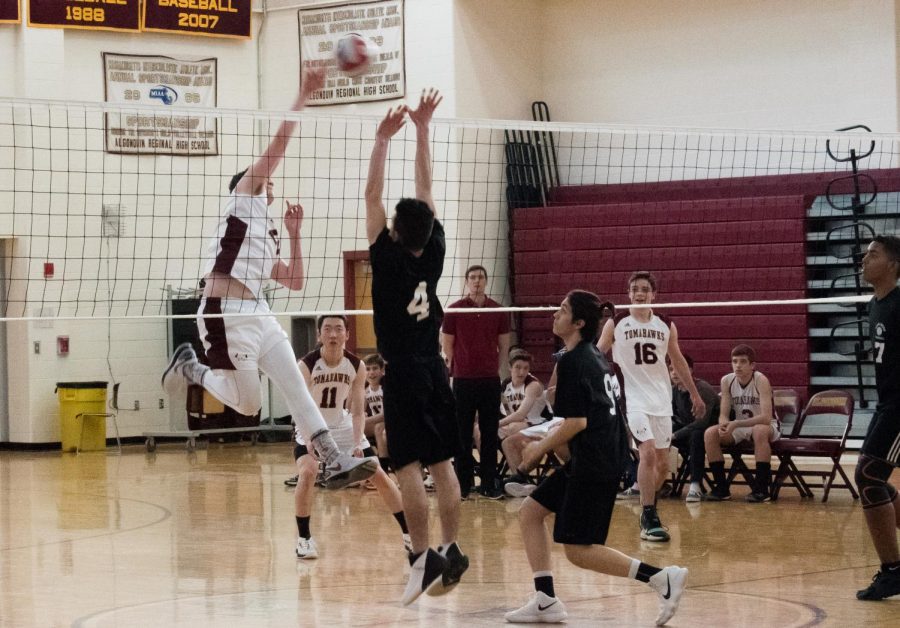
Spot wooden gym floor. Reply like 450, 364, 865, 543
1, 443, 898, 627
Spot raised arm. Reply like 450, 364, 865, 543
406, 88, 443, 217
365, 106, 406, 244
236, 67, 324, 196
270, 201, 305, 290
596, 318, 615, 354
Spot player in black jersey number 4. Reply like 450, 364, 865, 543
365, 89, 468, 606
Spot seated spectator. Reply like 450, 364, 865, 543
669, 355, 719, 502
502, 418, 569, 497
703, 344, 778, 503
363, 354, 391, 475
498, 349, 553, 440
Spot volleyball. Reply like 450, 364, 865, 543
335, 33, 372, 76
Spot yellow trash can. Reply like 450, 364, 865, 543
56, 381, 108, 452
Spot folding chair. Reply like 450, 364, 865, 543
771, 389, 858, 502
719, 441, 757, 488
773, 387, 802, 436
75, 382, 121, 454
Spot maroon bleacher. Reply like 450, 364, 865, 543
513, 190, 814, 397
546, 168, 900, 206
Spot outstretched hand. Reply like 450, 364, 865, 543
300, 66, 326, 100
284, 200, 304, 236
376, 104, 407, 140
407, 88, 442, 127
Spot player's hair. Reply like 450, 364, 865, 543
873, 234, 900, 278
670, 353, 695, 369
363, 353, 385, 368
393, 198, 434, 251
731, 343, 757, 364
465, 264, 488, 281
228, 168, 248, 193
508, 348, 533, 365
316, 314, 349, 332
566, 290, 615, 342
628, 270, 658, 291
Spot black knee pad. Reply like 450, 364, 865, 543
855, 455, 897, 508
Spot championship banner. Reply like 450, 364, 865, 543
299, 0, 405, 106
28, 0, 139, 32
0, 0, 20, 24
103, 53, 218, 155
143, 0, 252, 39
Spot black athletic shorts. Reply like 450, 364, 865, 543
530, 464, 619, 545
294, 443, 376, 460
861, 406, 900, 465
383, 355, 459, 468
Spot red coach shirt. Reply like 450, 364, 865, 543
442, 296, 510, 378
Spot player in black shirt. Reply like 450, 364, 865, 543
504, 290, 688, 626
856, 235, 900, 601
365, 89, 467, 606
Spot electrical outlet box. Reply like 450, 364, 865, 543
33, 341, 40, 354
158, 398, 165, 409
133, 400, 140, 411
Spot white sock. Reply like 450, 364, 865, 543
689, 482, 701, 493
627, 558, 640, 580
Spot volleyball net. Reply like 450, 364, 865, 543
1, 97, 898, 323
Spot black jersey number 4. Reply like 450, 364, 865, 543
406, 280, 430, 321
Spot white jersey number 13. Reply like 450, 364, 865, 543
407, 281, 430, 321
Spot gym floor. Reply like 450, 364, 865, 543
1, 443, 898, 627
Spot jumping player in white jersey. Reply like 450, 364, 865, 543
161, 67, 376, 490
292, 316, 410, 559
597, 271, 705, 542
704, 344, 777, 502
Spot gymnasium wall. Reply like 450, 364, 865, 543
539, 0, 899, 131
0, 1, 516, 442
2, 0, 900, 442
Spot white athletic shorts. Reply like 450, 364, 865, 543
197, 297, 287, 371
627, 412, 672, 448
731, 420, 781, 445
520, 417, 564, 439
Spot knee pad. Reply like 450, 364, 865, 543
855, 455, 896, 508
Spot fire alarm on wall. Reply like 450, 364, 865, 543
44, 262, 54, 279
57, 336, 69, 356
